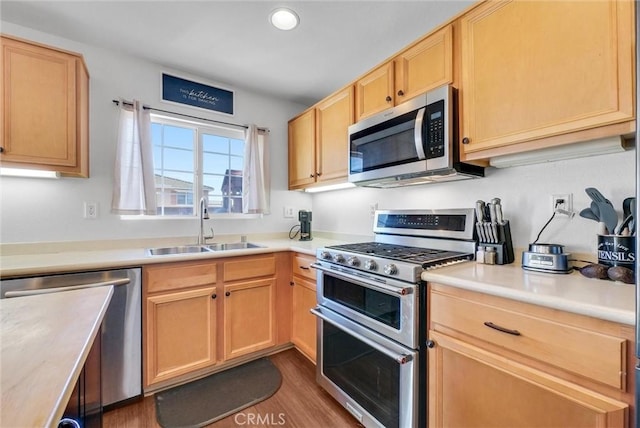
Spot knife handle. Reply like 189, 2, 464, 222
476, 200, 486, 222
495, 203, 504, 224
489, 203, 497, 223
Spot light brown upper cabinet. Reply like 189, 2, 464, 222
288, 109, 316, 189
459, 0, 635, 160
355, 25, 453, 121
315, 86, 353, 183
288, 85, 354, 190
354, 62, 395, 122
395, 24, 453, 107
1, 35, 89, 177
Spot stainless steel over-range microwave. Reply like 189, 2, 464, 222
348, 84, 483, 188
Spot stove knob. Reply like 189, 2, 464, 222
320, 251, 332, 260
333, 254, 345, 263
384, 264, 398, 275
346, 256, 360, 267
364, 260, 378, 271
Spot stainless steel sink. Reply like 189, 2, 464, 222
147, 242, 263, 256
204, 242, 264, 251
147, 245, 214, 256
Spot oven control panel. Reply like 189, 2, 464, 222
373, 208, 476, 241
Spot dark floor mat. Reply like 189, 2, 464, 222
155, 357, 282, 428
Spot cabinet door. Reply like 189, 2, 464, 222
145, 287, 217, 386
291, 277, 317, 362
459, 0, 634, 157
395, 24, 453, 103
428, 331, 627, 428
288, 109, 316, 189
315, 86, 353, 183
223, 279, 275, 360
1, 36, 89, 177
355, 62, 395, 121
430, 286, 627, 389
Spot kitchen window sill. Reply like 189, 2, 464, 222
119, 213, 263, 220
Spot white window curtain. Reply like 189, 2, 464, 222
242, 125, 270, 214
111, 99, 157, 215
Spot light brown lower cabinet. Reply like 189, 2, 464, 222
143, 261, 218, 387
290, 253, 317, 362
143, 254, 282, 390
291, 277, 316, 362
223, 278, 276, 360
145, 286, 218, 386
428, 331, 627, 428
428, 283, 634, 428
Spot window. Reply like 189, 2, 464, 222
151, 115, 245, 216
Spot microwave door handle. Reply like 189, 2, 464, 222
414, 107, 427, 160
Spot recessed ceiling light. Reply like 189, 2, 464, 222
269, 8, 299, 31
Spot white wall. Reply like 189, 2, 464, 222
1, 22, 635, 255
310, 149, 635, 255
0, 22, 312, 244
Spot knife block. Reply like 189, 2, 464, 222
479, 221, 515, 265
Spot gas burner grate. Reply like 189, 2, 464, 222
327, 242, 469, 264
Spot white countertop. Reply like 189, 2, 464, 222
0, 286, 113, 427
1, 236, 635, 326
422, 262, 636, 325
0, 237, 348, 278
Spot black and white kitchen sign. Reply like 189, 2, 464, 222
162, 73, 234, 115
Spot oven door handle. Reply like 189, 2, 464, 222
311, 263, 413, 296
311, 307, 413, 365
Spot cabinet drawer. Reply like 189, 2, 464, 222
292, 254, 316, 281
144, 261, 217, 294
223, 255, 275, 282
430, 289, 626, 389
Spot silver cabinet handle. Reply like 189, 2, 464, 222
4, 278, 130, 298
311, 307, 412, 364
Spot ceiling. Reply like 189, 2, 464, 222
0, 1, 473, 106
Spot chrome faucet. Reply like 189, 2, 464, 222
198, 197, 214, 244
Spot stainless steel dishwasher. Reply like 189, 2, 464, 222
0, 267, 142, 409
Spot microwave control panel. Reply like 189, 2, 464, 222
426, 99, 445, 159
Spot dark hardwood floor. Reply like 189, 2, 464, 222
103, 349, 362, 428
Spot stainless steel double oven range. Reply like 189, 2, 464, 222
312, 209, 477, 428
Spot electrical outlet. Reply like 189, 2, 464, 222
283, 206, 295, 218
551, 193, 572, 216
370, 203, 378, 218
84, 202, 98, 219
